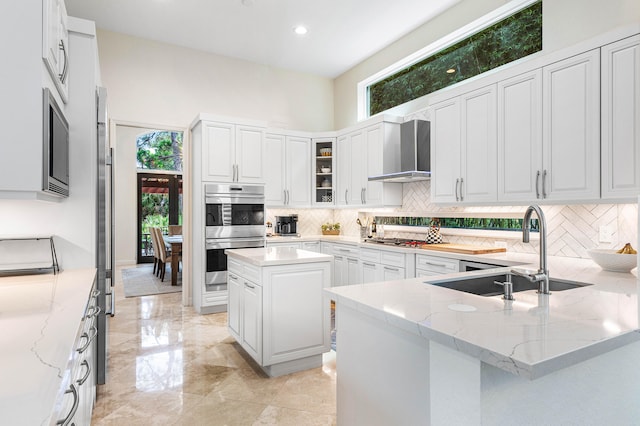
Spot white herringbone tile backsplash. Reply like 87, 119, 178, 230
267, 181, 638, 259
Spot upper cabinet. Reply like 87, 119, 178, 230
197, 120, 265, 183
497, 70, 543, 202
601, 35, 640, 199
336, 118, 402, 207
431, 85, 497, 204
43, 0, 69, 102
312, 137, 337, 206
264, 133, 311, 207
541, 49, 601, 201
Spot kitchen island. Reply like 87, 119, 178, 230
326, 258, 640, 425
225, 246, 332, 377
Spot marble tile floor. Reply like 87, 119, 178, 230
91, 265, 337, 425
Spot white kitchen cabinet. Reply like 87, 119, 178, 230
542, 49, 601, 201
264, 133, 311, 206
198, 120, 265, 183
227, 250, 331, 377
313, 137, 337, 205
497, 69, 543, 202
415, 253, 460, 277
601, 35, 640, 199
360, 246, 415, 283
43, 0, 69, 102
336, 118, 402, 207
332, 243, 360, 286
302, 240, 321, 253
227, 270, 242, 340
431, 85, 497, 204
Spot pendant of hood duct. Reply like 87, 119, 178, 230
368, 119, 431, 183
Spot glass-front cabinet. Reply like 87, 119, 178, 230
312, 137, 336, 205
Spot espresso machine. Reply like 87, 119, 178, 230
275, 215, 299, 236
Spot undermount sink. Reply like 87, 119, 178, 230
426, 272, 592, 297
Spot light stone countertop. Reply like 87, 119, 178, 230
0, 269, 97, 425
225, 246, 333, 267
326, 257, 640, 380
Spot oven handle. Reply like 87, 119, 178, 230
206, 238, 266, 250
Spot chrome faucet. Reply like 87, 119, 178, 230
512, 205, 550, 294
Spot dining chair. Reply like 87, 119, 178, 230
149, 227, 160, 275
154, 227, 174, 282
168, 225, 182, 236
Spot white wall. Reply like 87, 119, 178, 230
96, 30, 335, 132
334, 0, 640, 128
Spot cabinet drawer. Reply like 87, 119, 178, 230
380, 250, 406, 268
360, 247, 381, 263
228, 258, 261, 283
333, 244, 359, 258
415, 254, 459, 274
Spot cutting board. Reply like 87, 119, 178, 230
419, 243, 506, 255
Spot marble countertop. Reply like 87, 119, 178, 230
326, 257, 640, 380
226, 246, 333, 267
0, 269, 97, 425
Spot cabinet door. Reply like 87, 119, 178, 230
360, 261, 381, 284
543, 49, 601, 200
333, 255, 345, 286
382, 265, 405, 281
236, 125, 264, 183
202, 122, 235, 181
43, 0, 69, 101
264, 134, 286, 205
364, 123, 383, 205
460, 85, 497, 203
336, 135, 350, 206
497, 70, 543, 202
431, 98, 461, 203
286, 136, 311, 206
242, 280, 262, 363
227, 272, 242, 341
348, 130, 366, 205
346, 257, 360, 285
601, 35, 640, 199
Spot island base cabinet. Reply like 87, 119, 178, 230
335, 302, 640, 425
227, 257, 331, 377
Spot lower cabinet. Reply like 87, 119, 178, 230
360, 246, 415, 284
54, 284, 99, 426
227, 256, 331, 377
332, 243, 360, 286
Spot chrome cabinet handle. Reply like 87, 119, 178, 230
459, 178, 464, 201
384, 266, 399, 272
362, 188, 366, 204
455, 178, 460, 201
362, 262, 376, 267
542, 170, 547, 198
77, 326, 98, 354
56, 384, 79, 426
423, 260, 449, 268
77, 360, 91, 386
345, 189, 348, 204
244, 282, 255, 289
229, 273, 238, 280
535, 170, 541, 199
58, 39, 69, 84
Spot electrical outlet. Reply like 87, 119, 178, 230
599, 225, 613, 243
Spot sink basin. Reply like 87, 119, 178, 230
426, 272, 592, 297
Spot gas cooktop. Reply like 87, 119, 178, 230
363, 238, 448, 247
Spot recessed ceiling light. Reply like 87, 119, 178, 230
294, 25, 308, 35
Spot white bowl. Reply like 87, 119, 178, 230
320, 167, 331, 173
587, 249, 637, 273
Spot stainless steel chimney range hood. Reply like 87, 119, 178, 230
368, 119, 431, 183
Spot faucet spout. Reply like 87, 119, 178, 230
523, 205, 549, 294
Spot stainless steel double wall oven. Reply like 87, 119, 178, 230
204, 184, 265, 293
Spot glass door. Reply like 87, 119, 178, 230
137, 173, 183, 263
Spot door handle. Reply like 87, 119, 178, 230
459, 178, 464, 201
542, 170, 547, 198
535, 170, 541, 199
455, 178, 460, 201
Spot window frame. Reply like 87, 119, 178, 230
357, 0, 540, 120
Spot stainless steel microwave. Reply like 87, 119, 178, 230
42, 88, 69, 197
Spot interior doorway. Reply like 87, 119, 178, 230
137, 173, 183, 264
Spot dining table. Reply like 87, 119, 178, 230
163, 234, 182, 286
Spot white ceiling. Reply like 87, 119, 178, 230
64, 0, 461, 78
